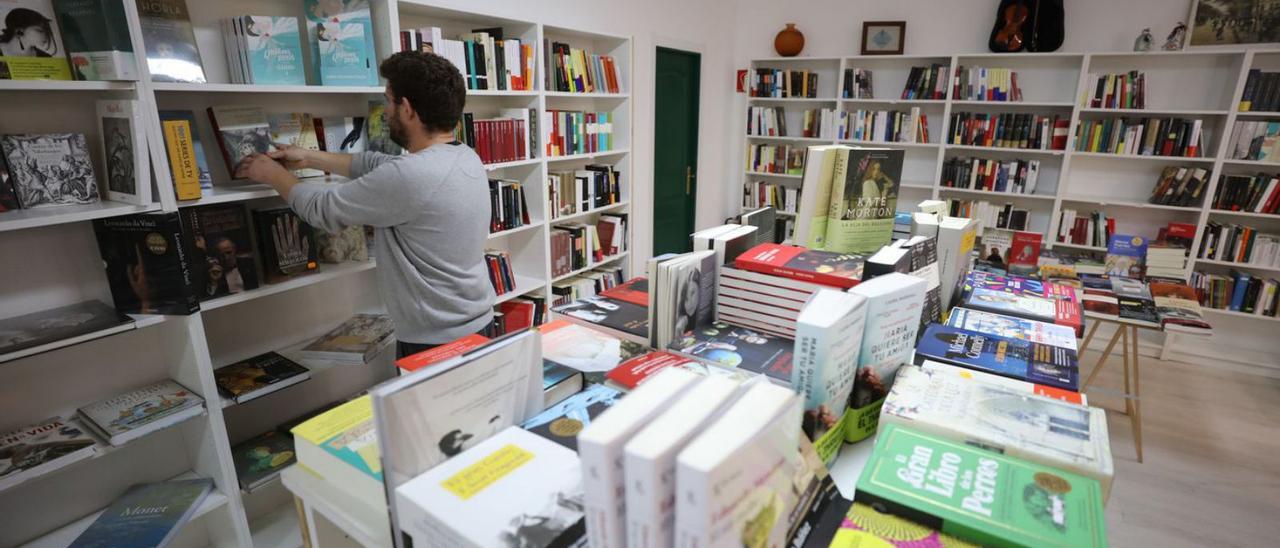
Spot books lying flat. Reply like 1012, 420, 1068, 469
1150, 281, 1213, 334
920, 360, 1085, 405
291, 395, 384, 508
946, 307, 1078, 350
667, 321, 794, 382
579, 368, 700, 548
0, 416, 97, 492
855, 424, 1107, 548
605, 350, 695, 391
540, 319, 646, 373
957, 271, 1084, 337
915, 324, 1079, 392
214, 352, 310, 404
68, 478, 214, 548
885, 366, 1114, 498
394, 334, 490, 373
830, 502, 978, 548
735, 243, 865, 289
231, 430, 296, 492
523, 383, 622, 451
0, 300, 127, 357
543, 361, 584, 409
552, 294, 648, 344
300, 314, 394, 364
77, 380, 205, 446
396, 426, 584, 547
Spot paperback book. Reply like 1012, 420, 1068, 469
214, 352, 311, 404
946, 307, 1077, 350
300, 314, 394, 364
231, 429, 296, 492
552, 294, 648, 344
734, 243, 866, 289
919, 360, 1084, 404
523, 383, 622, 451
77, 379, 205, 446
96, 100, 150, 205
395, 333, 490, 373
649, 250, 717, 348
956, 271, 1084, 337
291, 395, 384, 508
540, 319, 646, 373
136, 0, 204, 83
855, 424, 1107, 548
366, 99, 401, 155
825, 147, 904, 254
915, 324, 1080, 392
792, 288, 866, 465
668, 321, 793, 382
94, 212, 200, 315
53, 0, 136, 80
68, 479, 213, 548
2, 133, 98, 208
830, 502, 978, 548
241, 16, 305, 85
253, 207, 319, 284
0, 0, 71, 79
179, 204, 260, 300
1105, 234, 1147, 279
158, 110, 213, 193
845, 272, 926, 442
0, 415, 97, 491
0, 300, 126, 356
304, 0, 377, 86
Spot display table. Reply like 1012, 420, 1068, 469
1078, 311, 1162, 463
279, 465, 390, 548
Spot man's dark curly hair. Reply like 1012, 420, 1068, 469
379, 51, 466, 133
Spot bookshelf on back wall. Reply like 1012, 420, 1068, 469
0, 1, 630, 546
742, 49, 1280, 323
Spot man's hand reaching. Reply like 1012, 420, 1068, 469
269, 144, 311, 171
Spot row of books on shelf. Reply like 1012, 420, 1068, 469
947, 199, 1030, 232
745, 106, 830, 138
1148, 165, 1210, 207
940, 156, 1043, 194
1197, 222, 1280, 267
552, 265, 626, 307
488, 178, 531, 233
1074, 116, 1205, 157
747, 68, 818, 98
745, 143, 805, 174
484, 250, 519, 296
456, 110, 535, 164
1212, 171, 1280, 214
1227, 120, 1280, 162
842, 67, 873, 98
1238, 68, 1280, 112
952, 65, 1022, 101
947, 112, 1068, 150
545, 41, 624, 94
1086, 70, 1147, 109
1057, 208, 1113, 248
835, 108, 930, 143
742, 181, 800, 214
900, 63, 949, 100
219, 16, 308, 86
550, 215, 628, 277
1191, 270, 1280, 317
399, 27, 536, 91
547, 165, 623, 219
543, 110, 616, 157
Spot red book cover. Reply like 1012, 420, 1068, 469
1009, 231, 1042, 269
605, 351, 691, 389
1036, 384, 1085, 404
733, 243, 864, 289
1052, 119, 1070, 150
599, 277, 648, 307
396, 334, 490, 372
497, 299, 535, 330
1166, 222, 1196, 242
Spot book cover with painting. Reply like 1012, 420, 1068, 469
207, 105, 275, 176
844, 273, 925, 443
179, 204, 260, 300
243, 16, 304, 85
823, 147, 903, 254
0, 415, 97, 491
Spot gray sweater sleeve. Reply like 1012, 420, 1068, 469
286, 153, 423, 232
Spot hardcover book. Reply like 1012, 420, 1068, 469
855, 424, 1107, 548
291, 395, 384, 508
179, 204, 260, 300
0, 300, 126, 356
1105, 234, 1147, 279
792, 288, 866, 465
844, 272, 926, 442
93, 212, 200, 315
734, 243, 866, 289
304, 0, 377, 86
0, 415, 97, 491
266, 113, 324, 177
253, 207, 319, 284
300, 314, 394, 364
243, 16, 305, 85
540, 319, 646, 373
395, 427, 585, 547
77, 379, 205, 446
96, 100, 150, 205
231, 429, 296, 492
830, 503, 978, 548
68, 479, 213, 548
522, 383, 623, 451
0, 0, 72, 80
214, 352, 310, 404
52, 0, 136, 80
553, 294, 648, 343
945, 307, 1078, 350
824, 147, 904, 254
207, 105, 275, 176
136, 0, 205, 83
668, 321, 793, 382
2, 133, 98, 208
1111, 276, 1158, 324
158, 110, 213, 190
915, 324, 1080, 392
884, 366, 1114, 497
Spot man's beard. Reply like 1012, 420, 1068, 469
389, 115, 409, 149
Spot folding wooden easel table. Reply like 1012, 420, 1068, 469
1077, 311, 1161, 463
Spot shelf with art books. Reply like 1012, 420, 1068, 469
200, 260, 378, 312
214, 332, 391, 411
0, 202, 162, 234
0, 309, 167, 366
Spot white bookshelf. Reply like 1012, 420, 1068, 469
0, 0, 631, 546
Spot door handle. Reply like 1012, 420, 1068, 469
685, 166, 693, 195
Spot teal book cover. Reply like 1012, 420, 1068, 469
243, 16, 305, 85
304, 1, 376, 86
69, 479, 213, 548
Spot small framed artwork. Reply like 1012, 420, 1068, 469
1189, 0, 1280, 46
861, 21, 906, 55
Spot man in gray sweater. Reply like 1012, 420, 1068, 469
236, 51, 494, 358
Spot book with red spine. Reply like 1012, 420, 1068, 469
395, 334, 491, 372
733, 244, 865, 289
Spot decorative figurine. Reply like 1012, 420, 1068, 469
1163, 22, 1187, 51
1134, 28, 1153, 52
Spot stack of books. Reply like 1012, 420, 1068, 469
952, 66, 1022, 101
299, 314, 395, 366
291, 396, 384, 509
221, 16, 305, 85
1146, 244, 1188, 279
951, 270, 1084, 336
553, 277, 647, 343
1198, 222, 1280, 267
1191, 270, 1280, 317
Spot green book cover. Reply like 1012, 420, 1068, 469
52, 0, 136, 81
855, 424, 1107, 548
823, 148, 903, 254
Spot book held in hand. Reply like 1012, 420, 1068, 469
214, 352, 311, 404
2, 133, 98, 208
68, 478, 213, 548
0, 415, 97, 491
300, 314, 394, 365
77, 379, 205, 446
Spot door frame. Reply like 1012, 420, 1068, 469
643, 34, 708, 263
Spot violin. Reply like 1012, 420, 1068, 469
993, 0, 1029, 51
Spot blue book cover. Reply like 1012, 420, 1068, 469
914, 324, 1079, 392
69, 479, 213, 548
522, 384, 621, 451
1105, 234, 1147, 278
1231, 270, 1251, 311
244, 16, 305, 85
306, 1, 376, 86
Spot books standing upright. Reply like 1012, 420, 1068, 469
845, 272, 926, 442
792, 288, 867, 465
793, 145, 840, 249
135, 0, 205, 83
94, 212, 201, 315
96, 100, 150, 205
53, 0, 137, 80
825, 147, 904, 254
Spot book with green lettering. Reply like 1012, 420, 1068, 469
855, 424, 1107, 548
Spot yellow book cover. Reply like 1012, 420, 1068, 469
162, 120, 202, 200
291, 395, 381, 481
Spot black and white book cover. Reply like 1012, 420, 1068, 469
253, 207, 318, 284
180, 204, 260, 300
97, 100, 151, 205
208, 105, 275, 176
0, 300, 126, 355
93, 212, 200, 315
1, 133, 99, 208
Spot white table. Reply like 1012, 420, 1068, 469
279, 466, 390, 548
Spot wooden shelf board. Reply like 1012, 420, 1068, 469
0, 80, 135, 92
947, 144, 1065, 156
0, 201, 161, 233
1196, 258, 1280, 273
1202, 307, 1280, 322
1070, 151, 1214, 163
1053, 241, 1107, 252
551, 252, 629, 283
488, 222, 544, 240
743, 171, 802, 179
495, 275, 546, 304
1208, 209, 1280, 220
0, 314, 166, 365
200, 261, 377, 312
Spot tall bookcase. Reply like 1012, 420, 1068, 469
742, 49, 1280, 343
0, 1, 631, 546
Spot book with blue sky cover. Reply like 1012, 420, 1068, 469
69, 478, 213, 548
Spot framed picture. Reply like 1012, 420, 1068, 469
861, 21, 906, 55
1189, 0, 1280, 46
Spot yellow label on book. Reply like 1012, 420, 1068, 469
441, 443, 533, 501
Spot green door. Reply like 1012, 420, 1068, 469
653, 47, 701, 255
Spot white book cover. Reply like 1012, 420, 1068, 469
946, 307, 1078, 350
0, 416, 97, 491
96, 100, 150, 206
712, 225, 759, 267
791, 288, 866, 466
883, 365, 1114, 498
579, 367, 700, 548
936, 216, 977, 308
674, 381, 802, 548
844, 272, 926, 442
395, 426, 584, 548
691, 224, 742, 253
77, 380, 204, 445
623, 376, 743, 548
920, 360, 1087, 405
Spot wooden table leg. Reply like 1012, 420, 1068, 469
1079, 320, 1101, 354
1083, 326, 1124, 391
1131, 325, 1144, 464
294, 496, 314, 548
1122, 327, 1133, 417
